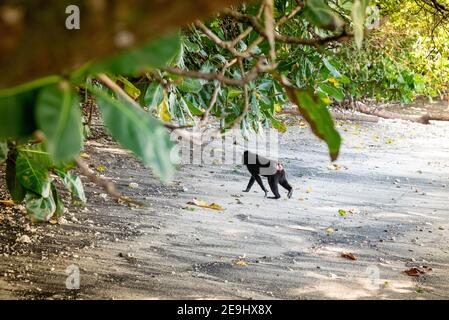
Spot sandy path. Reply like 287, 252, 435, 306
1, 118, 449, 299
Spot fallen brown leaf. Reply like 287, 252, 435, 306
403, 266, 432, 277
341, 252, 357, 261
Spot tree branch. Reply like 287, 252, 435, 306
162, 56, 271, 86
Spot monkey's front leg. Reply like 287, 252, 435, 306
242, 176, 255, 192
254, 175, 268, 197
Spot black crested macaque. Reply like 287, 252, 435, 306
242, 150, 293, 199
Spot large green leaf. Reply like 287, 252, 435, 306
0, 140, 7, 164
284, 86, 341, 161
16, 144, 52, 197
0, 76, 60, 139
35, 83, 84, 162
143, 82, 164, 109
25, 192, 56, 222
0, 90, 38, 139
55, 169, 86, 204
304, 0, 344, 30
91, 87, 175, 182
88, 33, 181, 76
6, 155, 26, 202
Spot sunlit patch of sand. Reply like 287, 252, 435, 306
86, 141, 130, 155
288, 270, 416, 299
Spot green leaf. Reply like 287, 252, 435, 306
181, 98, 204, 116
284, 86, 341, 161
351, 0, 369, 49
16, 144, 52, 197
0, 140, 7, 164
178, 78, 203, 93
25, 192, 56, 222
117, 76, 141, 99
88, 33, 181, 76
91, 87, 175, 182
318, 82, 345, 102
55, 170, 86, 204
0, 90, 38, 139
323, 58, 342, 78
266, 111, 287, 133
0, 76, 61, 139
227, 88, 243, 99
35, 82, 84, 162
183, 38, 200, 53
143, 82, 164, 109
304, 0, 344, 30
6, 154, 26, 202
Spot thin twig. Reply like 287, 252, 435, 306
202, 58, 237, 123
75, 157, 144, 206
225, 58, 250, 129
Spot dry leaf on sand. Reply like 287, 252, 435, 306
403, 266, 432, 277
187, 198, 224, 211
341, 252, 357, 260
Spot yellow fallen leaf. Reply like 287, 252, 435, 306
187, 198, 224, 211
234, 260, 248, 267
338, 209, 347, 216
325, 227, 335, 233
0, 200, 14, 206
306, 187, 312, 193
80, 152, 90, 158
49, 219, 58, 225
96, 165, 106, 172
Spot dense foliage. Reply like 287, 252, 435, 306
0, 0, 448, 221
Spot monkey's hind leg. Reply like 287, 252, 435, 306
279, 171, 293, 199
267, 176, 281, 199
